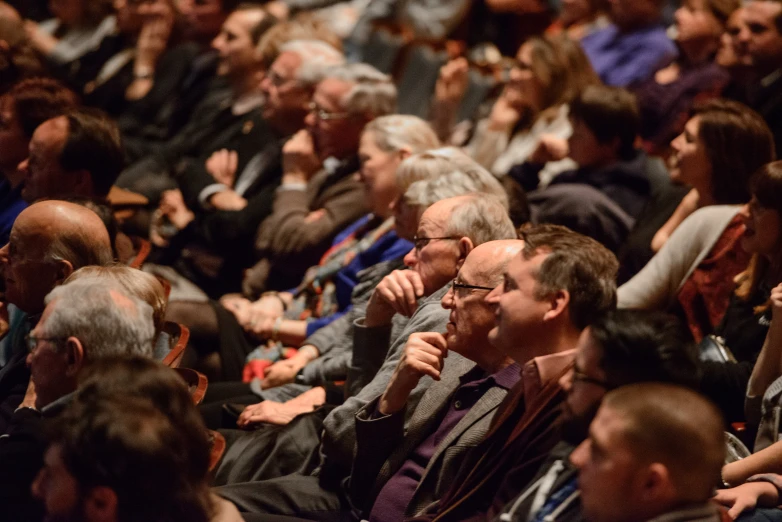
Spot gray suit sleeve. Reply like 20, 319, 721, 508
317, 297, 450, 478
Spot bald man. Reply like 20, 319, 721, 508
346, 240, 524, 521
571, 383, 725, 522
0, 200, 113, 433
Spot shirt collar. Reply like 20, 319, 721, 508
41, 390, 76, 415
458, 362, 522, 391
521, 349, 576, 407
761, 68, 782, 89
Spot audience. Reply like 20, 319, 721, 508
494, 309, 700, 522
0, 277, 155, 521
3, 3, 782, 521
0, 200, 113, 434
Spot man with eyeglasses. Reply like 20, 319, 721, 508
346, 240, 523, 522
0, 277, 155, 521
0, 201, 113, 435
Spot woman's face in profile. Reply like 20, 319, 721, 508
669, 116, 712, 191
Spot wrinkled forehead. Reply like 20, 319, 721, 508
314, 78, 352, 111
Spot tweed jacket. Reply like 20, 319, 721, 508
318, 285, 452, 479
350, 355, 512, 519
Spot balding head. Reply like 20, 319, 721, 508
1, 201, 112, 314
441, 240, 523, 371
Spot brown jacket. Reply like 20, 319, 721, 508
408, 350, 575, 522
242, 156, 367, 297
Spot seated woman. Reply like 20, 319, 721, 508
633, 0, 739, 154
434, 34, 599, 180
175, 115, 439, 382
651, 99, 774, 253
24, 0, 116, 66
623, 161, 782, 423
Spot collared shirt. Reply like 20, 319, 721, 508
580, 23, 677, 87
369, 362, 522, 522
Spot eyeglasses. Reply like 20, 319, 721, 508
308, 102, 351, 121
25, 334, 68, 354
412, 236, 460, 252
451, 278, 495, 295
265, 69, 299, 89
572, 368, 613, 389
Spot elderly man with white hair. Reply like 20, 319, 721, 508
0, 278, 156, 521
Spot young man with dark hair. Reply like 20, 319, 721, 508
33, 397, 212, 522
494, 309, 700, 522
571, 384, 725, 522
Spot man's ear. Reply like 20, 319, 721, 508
83, 486, 118, 522
71, 169, 95, 198
63, 337, 85, 378
543, 289, 570, 322
640, 462, 675, 503
397, 147, 412, 161
54, 259, 74, 286
455, 237, 475, 270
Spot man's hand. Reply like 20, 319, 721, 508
159, 189, 194, 230
282, 130, 321, 183
236, 400, 306, 427
713, 482, 780, 519
21, 379, 36, 410
205, 148, 239, 187
261, 355, 307, 389
24, 20, 57, 55
209, 189, 247, 211
771, 284, 782, 321
434, 57, 470, 106
379, 332, 448, 415
364, 270, 425, 328
135, 16, 171, 73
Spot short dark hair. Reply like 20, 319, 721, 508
603, 384, 725, 500
590, 310, 700, 389
74, 357, 210, 486
8, 77, 79, 138
521, 224, 618, 330
59, 109, 124, 198
693, 98, 775, 205
569, 85, 639, 160
51, 397, 211, 522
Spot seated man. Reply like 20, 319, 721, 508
0, 201, 114, 432
209, 194, 516, 487
580, 0, 676, 86
494, 309, 701, 522
571, 383, 725, 522
349, 240, 524, 520
412, 225, 619, 521
0, 279, 156, 521
18, 108, 124, 204
0, 77, 79, 245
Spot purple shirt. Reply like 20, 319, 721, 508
580, 23, 677, 87
369, 362, 521, 522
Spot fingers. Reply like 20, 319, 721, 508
228, 150, 238, 175
727, 498, 753, 520
376, 270, 426, 317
